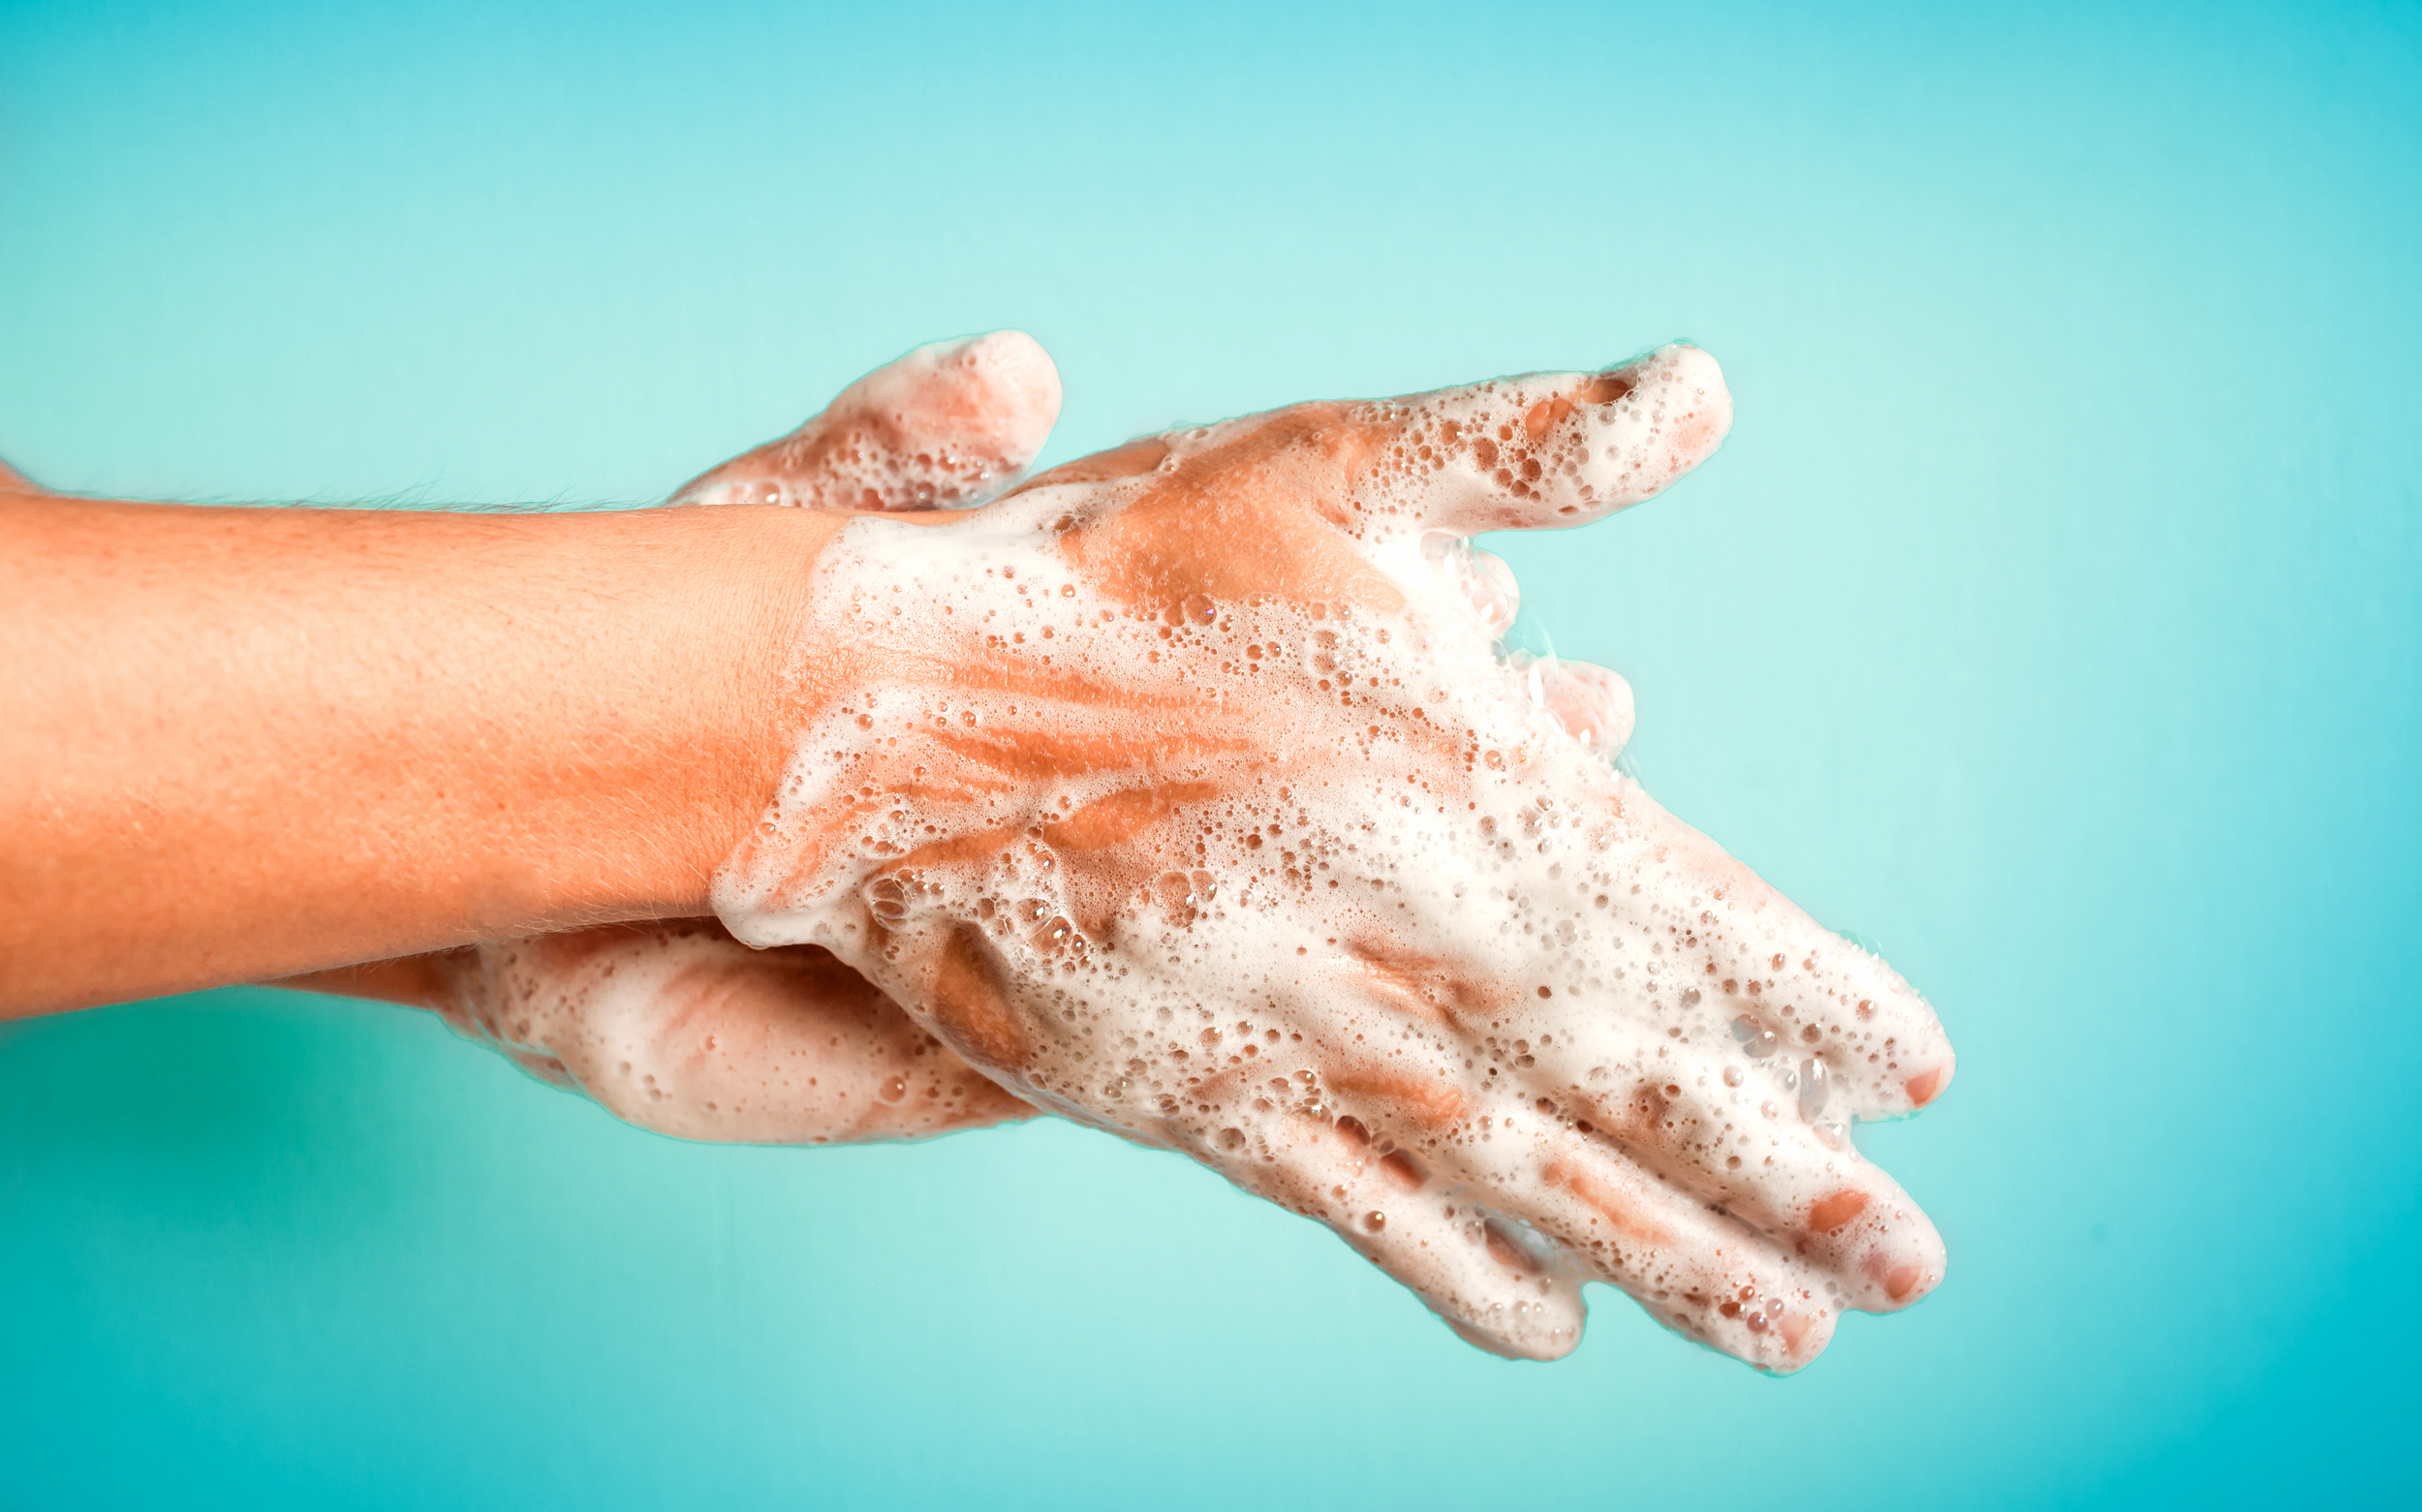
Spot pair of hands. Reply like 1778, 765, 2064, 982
317, 332, 1954, 1371
294, 334, 1063, 1143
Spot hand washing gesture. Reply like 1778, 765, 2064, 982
716, 343, 1955, 1368
287, 333, 1060, 1147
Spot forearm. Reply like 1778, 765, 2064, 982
0, 493, 844, 1015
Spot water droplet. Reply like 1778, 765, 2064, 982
877, 1074, 908, 1103
1723, 1065, 1745, 1087
1798, 1057, 1830, 1120
1362, 1211, 1386, 1233
1182, 592, 1217, 625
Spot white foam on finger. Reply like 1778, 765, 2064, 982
1231, 1108, 1589, 1361
1349, 343, 1734, 537
672, 329, 1063, 511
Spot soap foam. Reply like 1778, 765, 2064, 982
671, 330, 1063, 513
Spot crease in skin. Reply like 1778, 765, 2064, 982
717, 344, 1955, 1370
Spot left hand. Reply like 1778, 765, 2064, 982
289, 331, 1060, 1146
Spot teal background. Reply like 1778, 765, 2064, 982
3, 1, 2417, 1505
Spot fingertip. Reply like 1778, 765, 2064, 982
886, 328, 1062, 469
1839, 1192, 1948, 1314
1397, 342, 1735, 536
1536, 658, 1636, 760
668, 329, 1065, 510
963, 328, 1063, 447
1766, 1302, 1837, 1373
1905, 1060, 1949, 1108
1654, 343, 1733, 460
1863, 1245, 1945, 1311
1445, 1313, 1582, 1362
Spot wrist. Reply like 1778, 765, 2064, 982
570, 502, 852, 922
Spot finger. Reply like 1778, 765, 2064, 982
1717, 933, 1954, 1122
1543, 1039, 1946, 1314
670, 329, 1063, 510
1417, 532, 1522, 633
0, 458, 41, 494
480, 923, 1034, 1145
1494, 1132, 1840, 1373
1512, 654, 1634, 760
1622, 782, 1955, 1120
1363, 343, 1732, 537
1217, 1107, 1588, 1361
1244, 994, 1837, 1370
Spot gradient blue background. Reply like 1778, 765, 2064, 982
3, 2, 2417, 1505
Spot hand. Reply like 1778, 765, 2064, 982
290, 332, 1059, 1146
716, 345, 1955, 1369
302, 924, 1033, 1143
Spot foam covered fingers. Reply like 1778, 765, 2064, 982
1505, 1135, 1837, 1372
1228, 1108, 1587, 1360
1556, 1040, 1946, 1314
1353, 344, 1732, 538
1621, 784, 1955, 1121
671, 329, 1063, 510
1517, 655, 1635, 760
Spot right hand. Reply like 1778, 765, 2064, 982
716, 344, 1955, 1369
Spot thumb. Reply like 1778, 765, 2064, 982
670, 329, 1063, 511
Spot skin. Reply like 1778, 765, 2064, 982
0, 332, 1057, 1011
0, 481, 820, 1006
0, 333, 1954, 1371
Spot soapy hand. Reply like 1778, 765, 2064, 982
419, 922, 1033, 1143
293, 332, 1060, 1147
717, 345, 1955, 1369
